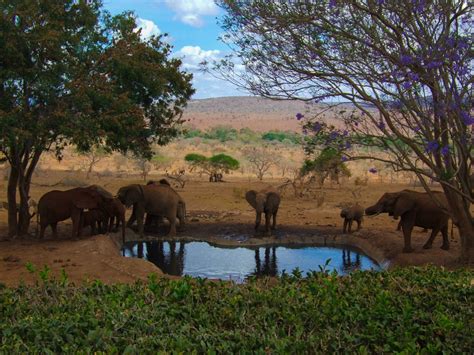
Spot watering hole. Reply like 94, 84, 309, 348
122, 240, 382, 282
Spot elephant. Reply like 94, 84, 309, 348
340, 204, 364, 233
117, 184, 185, 238
245, 187, 281, 236
37, 185, 113, 239
82, 209, 108, 235
127, 179, 186, 233
365, 190, 450, 252
106, 198, 126, 237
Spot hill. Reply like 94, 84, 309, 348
181, 96, 353, 132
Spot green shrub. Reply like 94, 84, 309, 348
184, 153, 208, 164
203, 126, 238, 142
262, 130, 300, 144
181, 128, 203, 139
0, 267, 472, 353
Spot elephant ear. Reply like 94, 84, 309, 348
245, 190, 258, 209
74, 191, 101, 210
266, 191, 281, 208
393, 193, 415, 219
119, 185, 143, 207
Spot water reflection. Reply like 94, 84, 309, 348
253, 247, 278, 277
123, 241, 380, 281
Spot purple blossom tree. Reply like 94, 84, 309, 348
215, 0, 474, 262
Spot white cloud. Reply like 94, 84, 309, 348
164, 0, 219, 27
135, 18, 160, 40
181, 14, 202, 27
175, 45, 245, 98
176, 45, 221, 71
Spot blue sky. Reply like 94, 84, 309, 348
103, 0, 246, 99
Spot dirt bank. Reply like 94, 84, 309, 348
0, 178, 468, 286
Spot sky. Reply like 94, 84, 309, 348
103, 0, 246, 99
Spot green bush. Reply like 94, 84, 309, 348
0, 267, 472, 353
203, 126, 238, 142
262, 130, 300, 144
180, 127, 300, 146
181, 128, 202, 139
184, 153, 208, 163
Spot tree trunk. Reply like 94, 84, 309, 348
7, 164, 19, 237
443, 187, 474, 263
12, 149, 42, 236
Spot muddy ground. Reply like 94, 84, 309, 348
0, 173, 467, 286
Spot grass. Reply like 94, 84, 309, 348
1, 266, 473, 353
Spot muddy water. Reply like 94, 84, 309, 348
123, 240, 381, 282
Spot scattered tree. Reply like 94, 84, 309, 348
0, 1, 194, 236
301, 148, 351, 186
184, 153, 240, 182
215, 0, 474, 262
77, 147, 110, 179
133, 157, 152, 182
243, 146, 278, 181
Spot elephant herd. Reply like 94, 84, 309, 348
36, 181, 452, 254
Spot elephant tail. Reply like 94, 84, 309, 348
450, 218, 454, 240
35, 208, 40, 238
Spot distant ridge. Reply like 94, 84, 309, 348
182, 96, 362, 132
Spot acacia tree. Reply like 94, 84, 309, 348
216, 0, 473, 262
301, 147, 351, 186
184, 153, 240, 181
0, 0, 194, 236
243, 146, 278, 180
77, 147, 110, 179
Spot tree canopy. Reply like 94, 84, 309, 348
216, 0, 474, 261
185, 153, 240, 181
0, 0, 194, 235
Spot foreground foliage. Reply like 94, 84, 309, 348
1, 267, 473, 353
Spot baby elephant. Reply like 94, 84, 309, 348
82, 209, 108, 236
340, 204, 364, 234
245, 187, 281, 236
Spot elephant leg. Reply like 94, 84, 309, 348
255, 212, 261, 231
71, 210, 82, 239
356, 218, 362, 231
136, 208, 145, 238
271, 211, 277, 230
108, 216, 114, 233
396, 220, 402, 231
167, 206, 178, 236
422, 228, 438, 249
51, 223, 58, 239
127, 204, 137, 228
401, 218, 415, 253
348, 219, 353, 233
440, 225, 449, 250
342, 219, 348, 234
264, 213, 271, 236
39, 224, 47, 239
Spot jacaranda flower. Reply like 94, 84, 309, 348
369, 168, 377, 174
461, 111, 474, 125
441, 145, 450, 157
425, 140, 439, 153
296, 113, 304, 120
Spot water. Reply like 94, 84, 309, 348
123, 240, 381, 282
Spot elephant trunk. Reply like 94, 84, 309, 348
365, 205, 382, 216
